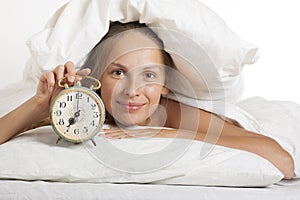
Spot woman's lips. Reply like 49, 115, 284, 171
117, 101, 145, 111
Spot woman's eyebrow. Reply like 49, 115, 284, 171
142, 65, 164, 72
111, 62, 127, 69
110, 62, 164, 74
143, 65, 162, 69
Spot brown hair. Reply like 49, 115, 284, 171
80, 21, 174, 80
80, 21, 175, 125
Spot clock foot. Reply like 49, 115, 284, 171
91, 138, 97, 146
56, 137, 62, 144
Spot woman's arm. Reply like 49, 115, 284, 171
0, 97, 49, 144
0, 62, 90, 144
104, 126, 294, 179
212, 133, 295, 179
165, 99, 295, 179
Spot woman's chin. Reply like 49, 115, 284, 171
113, 115, 149, 127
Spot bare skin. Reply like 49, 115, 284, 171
104, 97, 295, 179
0, 60, 295, 179
0, 62, 91, 144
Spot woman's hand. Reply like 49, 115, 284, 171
102, 126, 178, 139
102, 126, 200, 142
34, 61, 91, 117
0, 61, 91, 144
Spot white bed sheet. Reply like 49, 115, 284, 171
1, 179, 300, 200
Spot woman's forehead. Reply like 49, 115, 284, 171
113, 48, 164, 65
118, 31, 158, 46
106, 31, 162, 62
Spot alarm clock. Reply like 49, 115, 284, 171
50, 75, 105, 145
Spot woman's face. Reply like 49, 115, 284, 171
100, 42, 169, 126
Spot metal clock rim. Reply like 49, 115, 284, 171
58, 75, 102, 90
49, 86, 106, 144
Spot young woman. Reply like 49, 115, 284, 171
0, 22, 295, 179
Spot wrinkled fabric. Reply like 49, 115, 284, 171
23, 0, 258, 102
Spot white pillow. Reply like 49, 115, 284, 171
0, 126, 283, 187
23, 0, 258, 102
237, 97, 300, 178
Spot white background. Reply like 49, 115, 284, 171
0, 0, 299, 103
0, 0, 68, 84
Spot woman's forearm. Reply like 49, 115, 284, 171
103, 126, 295, 179
190, 109, 295, 179
0, 97, 48, 144
194, 131, 295, 179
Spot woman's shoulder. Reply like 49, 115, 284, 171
160, 97, 179, 110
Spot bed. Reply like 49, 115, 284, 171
1, 179, 300, 200
1, 0, 300, 199
0, 122, 299, 199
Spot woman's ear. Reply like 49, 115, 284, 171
161, 86, 169, 96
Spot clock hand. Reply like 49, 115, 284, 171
74, 110, 80, 118
66, 117, 76, 132
74, 110, 80, 123
68, 117, 76, 126
65, 109, 81, 133
76, 91, 80, 112
74, 91, 81, 122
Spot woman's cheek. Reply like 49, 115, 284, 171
100, 84, 115, 111
145, 85, 163, 103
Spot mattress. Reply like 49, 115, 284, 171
1, 179, 300, 200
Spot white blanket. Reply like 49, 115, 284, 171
23, 0, 258, 102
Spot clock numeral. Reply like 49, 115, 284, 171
91, 103, 96, 110
83, 126, 88, 134
55, 110, 62, 116
90, 120, 95, 126
93, 112, 99, 118
72, 127, 88, 135
76, 93, 83, 99
74, 128, 80, 135
87, 97, 90, 103
67, 95, 73, 102
58, 119, 64, 125
59, 102, 66, 108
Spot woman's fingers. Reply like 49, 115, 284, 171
51, 62, 92, 85
77, 68, 91, 76
39, 71, 56, 93
62, 62, 92, 82
102, 128, 133, 139
65, 61, 76, 82
52, 61, 76, 83
52, 65, 66, 81
36, 61, 92, 107
64, 62, 92, 81
102, 128, 177, 140
102, 128, 159, 139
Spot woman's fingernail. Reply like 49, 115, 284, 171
48, 86, 54, 93
68, 76, 75, 82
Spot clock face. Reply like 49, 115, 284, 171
50, 86, 105, 143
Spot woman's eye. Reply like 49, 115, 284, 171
112, 69, 125, 77
144, 72, 156, 79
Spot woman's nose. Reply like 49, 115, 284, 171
122, 77, 142, 97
